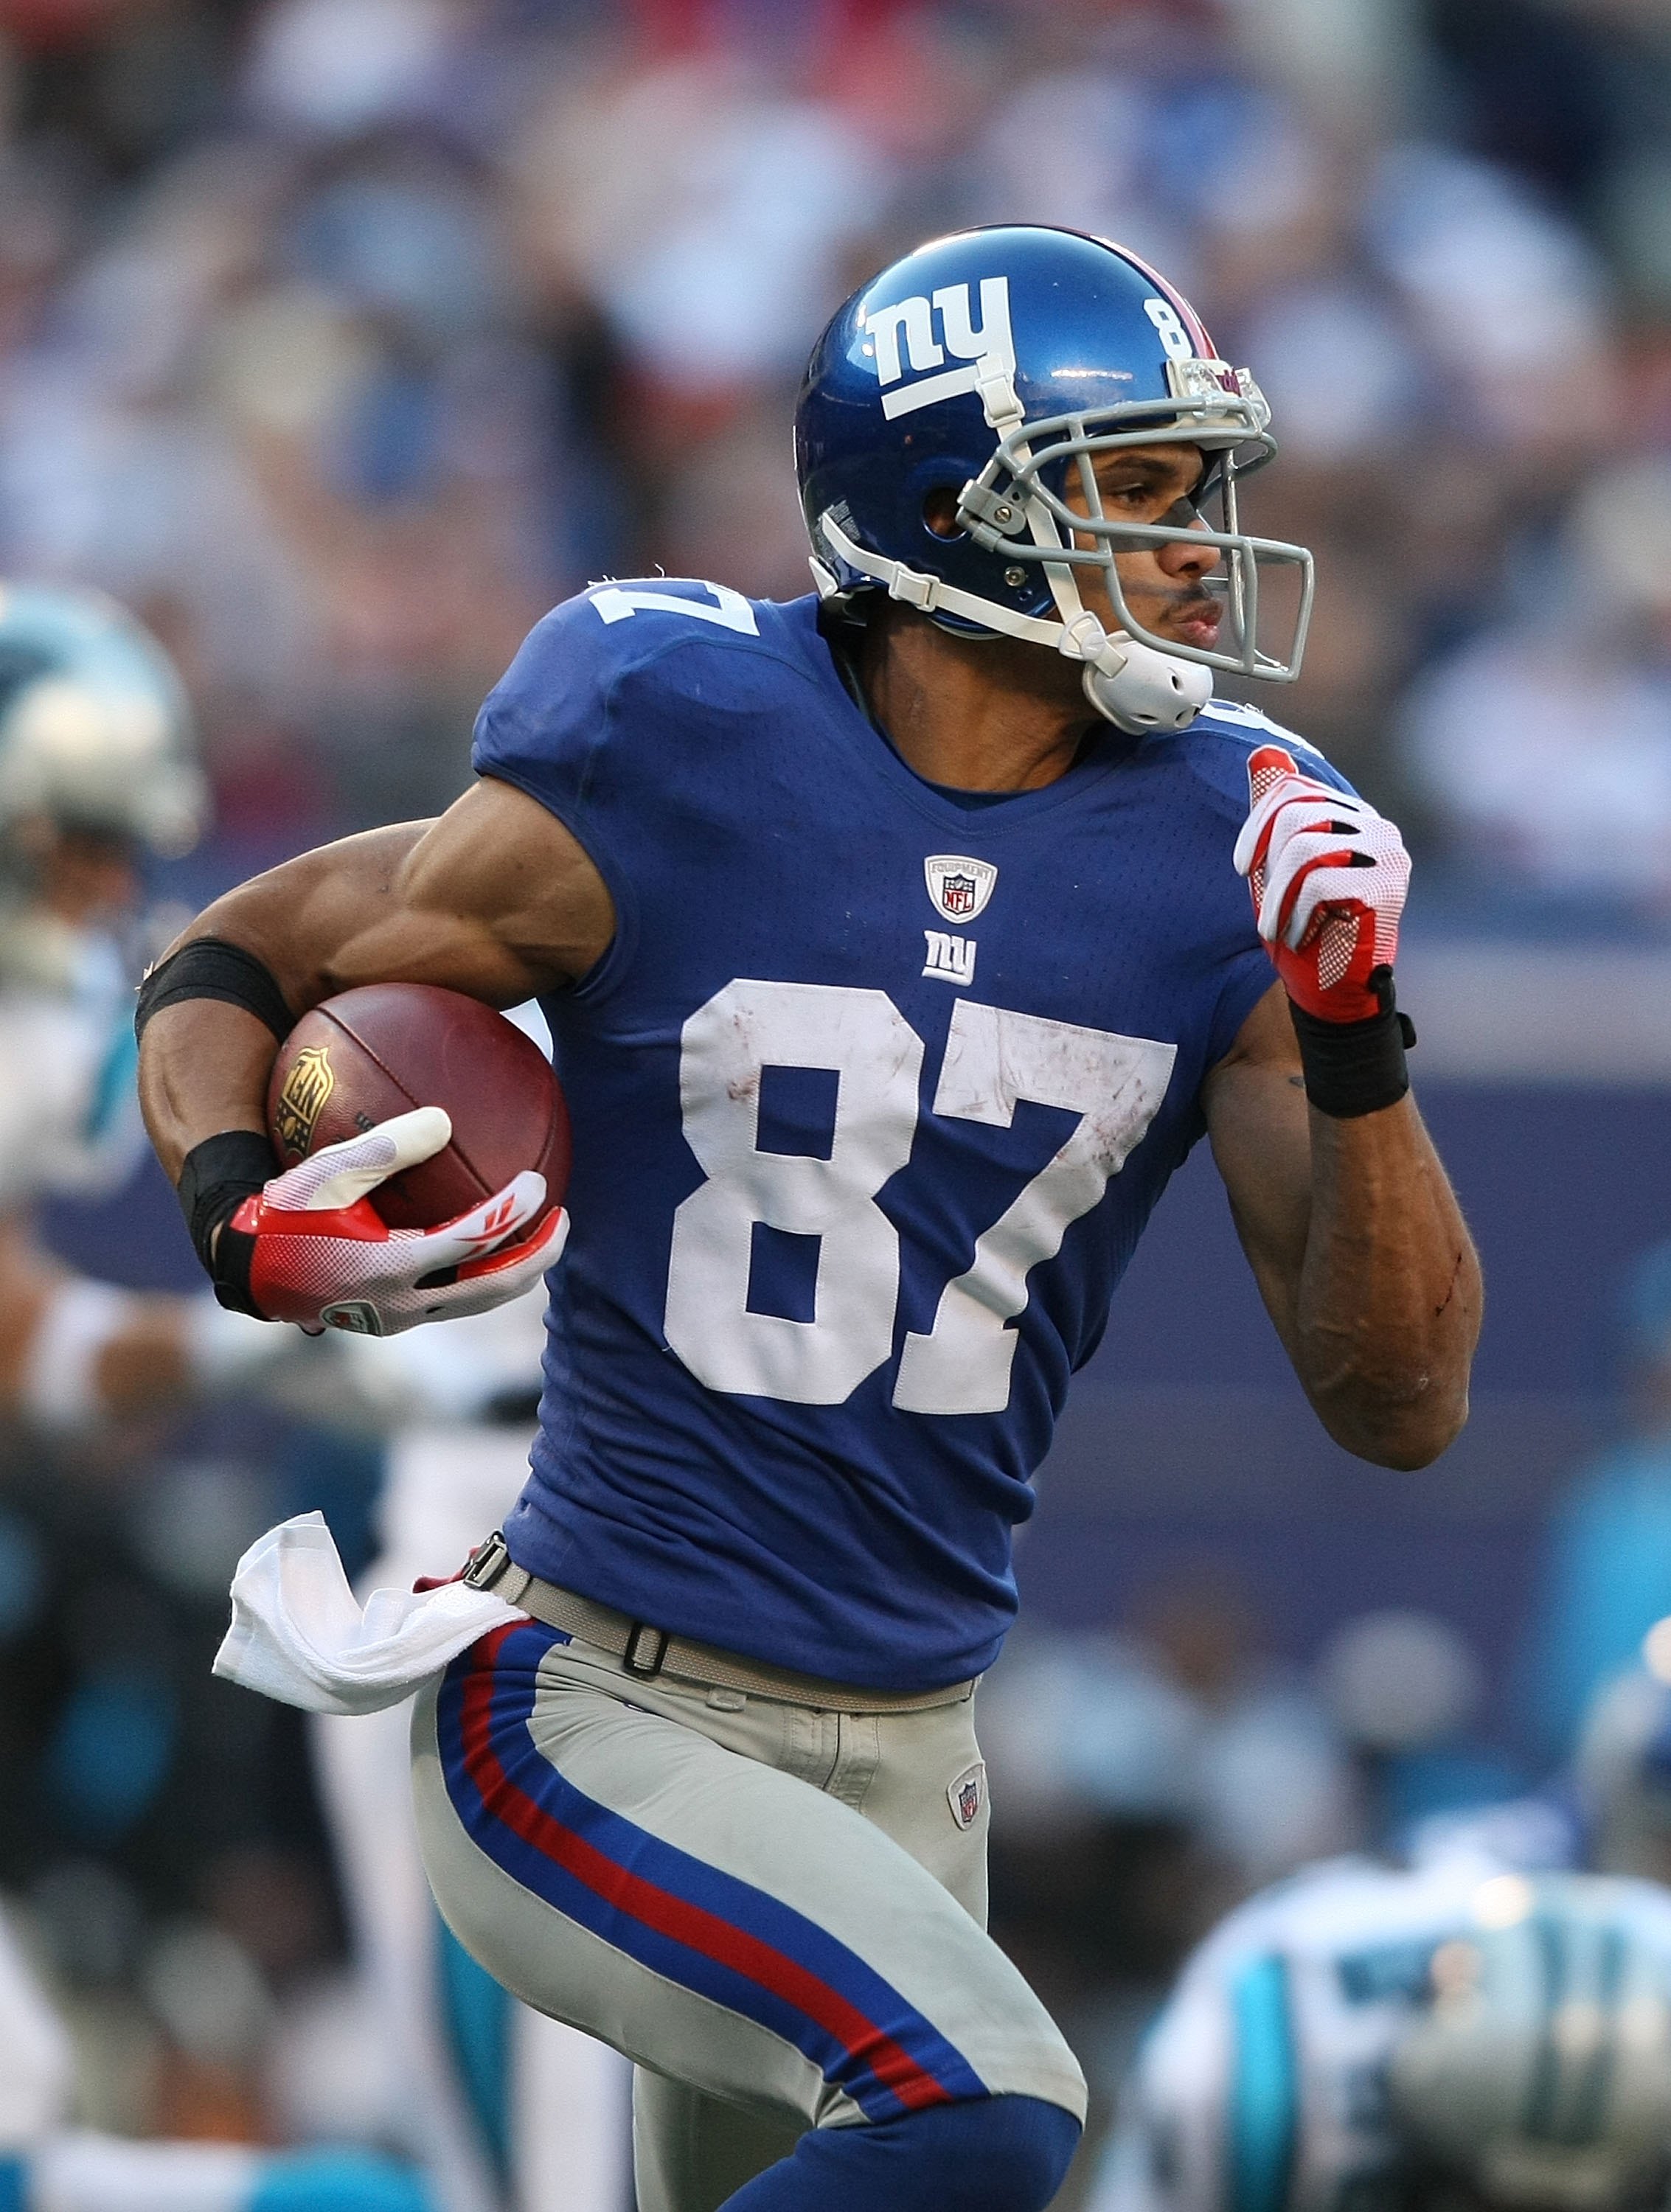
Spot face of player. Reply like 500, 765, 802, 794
924, 441, 1223, 663
1061, 442, 1224, 656
27, 821, 140, 928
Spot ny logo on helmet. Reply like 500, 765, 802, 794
862, 277, 1015, 421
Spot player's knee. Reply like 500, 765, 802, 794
740, 2094, 1080, 2211
940, 2096, 1082, 2211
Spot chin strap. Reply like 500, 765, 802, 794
813, 512, 1211, 736
1080, 643, 1212, 733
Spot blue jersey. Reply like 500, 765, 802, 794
476, 581, 1346, 1689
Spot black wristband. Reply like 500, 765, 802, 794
1289, 969, 1417, 1119
176, 1130, 277, 1317
136, 939, 293, 1044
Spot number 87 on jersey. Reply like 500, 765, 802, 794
663, 978, 1175, 1418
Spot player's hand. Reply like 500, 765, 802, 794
1232, 744, 1411, 1023
228, 1107, 569, 1336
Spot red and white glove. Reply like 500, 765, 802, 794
228, 1107, 568, 1337
1232, 744, 1411, 1023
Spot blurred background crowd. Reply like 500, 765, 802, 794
0, 0, 1666, 911
0, 0, 1670, 2205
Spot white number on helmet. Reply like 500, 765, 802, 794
1143, 296, 1195, 362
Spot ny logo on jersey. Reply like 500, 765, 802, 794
862, 277, 1015, 421
924, 853, 997, 923
923, 931, 976, 986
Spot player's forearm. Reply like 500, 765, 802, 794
138, 821, 531, 1180
1290, 1095, 1479, 1469
138, 825, 434, 1174
176, 823, 439, 1012
139, 998, 279, 1180
139, 790, 611, 1184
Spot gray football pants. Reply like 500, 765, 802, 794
410, 1618, 1086, 2212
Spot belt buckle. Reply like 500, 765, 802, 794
623, 1622, 669, 1679
462, 1531, 510, 1592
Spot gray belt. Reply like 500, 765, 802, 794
462, 1532, 976, 1715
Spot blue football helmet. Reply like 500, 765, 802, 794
794, 225, 1313, 735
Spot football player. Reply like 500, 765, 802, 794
1572, 1660, 1671, 1886
136, 226, 1481, 2212
1090, 1865, 1671, 2212
321, 1298, 632, 2212
0, 592, 572, 2212
0, 1890, 434, 2211
0, 582, 283, 1427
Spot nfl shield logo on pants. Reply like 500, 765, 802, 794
924, 855, 997, 925
948, 1761, 987, 1831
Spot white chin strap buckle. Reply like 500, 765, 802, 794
1079, 630, 1212, 736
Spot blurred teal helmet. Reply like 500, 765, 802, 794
1389, 1874, 1671, 2211
0, 583, 205, 858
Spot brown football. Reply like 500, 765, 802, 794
265, 984, 569, 1231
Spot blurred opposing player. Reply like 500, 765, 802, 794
0, 1885, 433, 2211
0, 585, 622, 2209
0, 582, 281, 1428
1094, 1864, 1671, 2212
138, 224, 1481, 2212
0, 588, 509, 2212
320, 1295, 631, 2212
0, 585, 445, 2211
1574, 1658, 1671, 1884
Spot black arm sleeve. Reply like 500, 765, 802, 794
135, 939, 293, 1044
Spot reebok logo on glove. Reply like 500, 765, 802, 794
231, 1107, 569, 1336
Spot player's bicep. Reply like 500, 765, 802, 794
380, 775, 615, 997
1202, 981, 1312, 1353
179, 779, 614, 1012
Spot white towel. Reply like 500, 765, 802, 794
213, 1512, 527, 1716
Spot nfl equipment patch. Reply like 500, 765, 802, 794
948, 1761, 987, 1831
925, 855, 997, 925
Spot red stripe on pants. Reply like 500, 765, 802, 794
454, 1627, 953, 2112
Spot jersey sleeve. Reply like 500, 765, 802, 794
470, 580, 771, 997
470, 591, 636, 918
1204, 944, 1279, 1077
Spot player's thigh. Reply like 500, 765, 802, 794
631, 2069, 802, 2212
410, 1622, 1085, 2137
